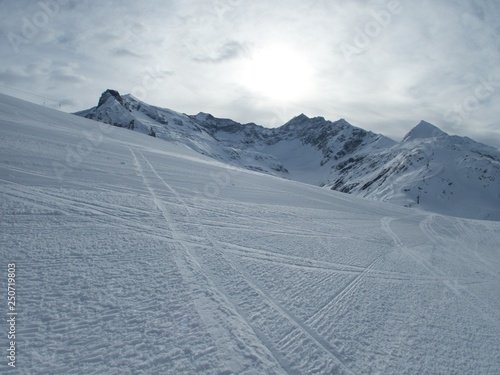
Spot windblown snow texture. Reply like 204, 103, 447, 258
1, 93, 500, 374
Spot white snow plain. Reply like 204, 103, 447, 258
1, 94, 499, 374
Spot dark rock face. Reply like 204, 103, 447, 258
97, 89, 123, 108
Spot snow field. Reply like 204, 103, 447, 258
1, 95, 499, 374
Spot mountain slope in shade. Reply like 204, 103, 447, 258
75, 90, 500, 220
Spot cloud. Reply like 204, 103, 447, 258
50, 63, 87, 83
0, 61, 86, 85
192, 41, 249, 63
111, 47, 145, 59
0, 68, 33, 86
0, 0, 498, 148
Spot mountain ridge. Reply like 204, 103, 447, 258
75, 89, 500, 220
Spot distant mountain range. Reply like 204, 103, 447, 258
75, 90, 500, 220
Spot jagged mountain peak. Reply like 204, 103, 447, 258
281, 113, 311, 128
281, 114, 349, 131
97, 89, 123, 108
194, 112, 214, 122
293, 113, 310, 121
403, 120, 448, 142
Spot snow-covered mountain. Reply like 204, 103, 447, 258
76, 90, 500, 220
325, 121, 500, 220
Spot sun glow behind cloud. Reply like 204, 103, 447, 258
240, 43, 315, 103
0, 0, 499, 147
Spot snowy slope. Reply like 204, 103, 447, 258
3, 94, 499, 374
76, 90, 500, 220
326, 121, 500, 220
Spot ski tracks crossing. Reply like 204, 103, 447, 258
130, 147, 289, 374
129, 147, 360, 374
381, 215, 500, 327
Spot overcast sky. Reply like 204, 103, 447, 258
1, 0, 499, 147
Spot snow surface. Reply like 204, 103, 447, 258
1, 93, 500, 374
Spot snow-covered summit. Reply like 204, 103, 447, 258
403, 120, 448, 142
97, 89, 124, 107
194, 112, 214, 122
283, 113, 311, 126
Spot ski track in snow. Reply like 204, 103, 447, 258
129, 147, 288, 374
1, 95, 499, 374
382, 216, 499, 326
132, 148, 355, 374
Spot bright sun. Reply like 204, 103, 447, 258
240, 43, 314, 102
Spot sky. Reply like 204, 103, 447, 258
1, 0, 499, 148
